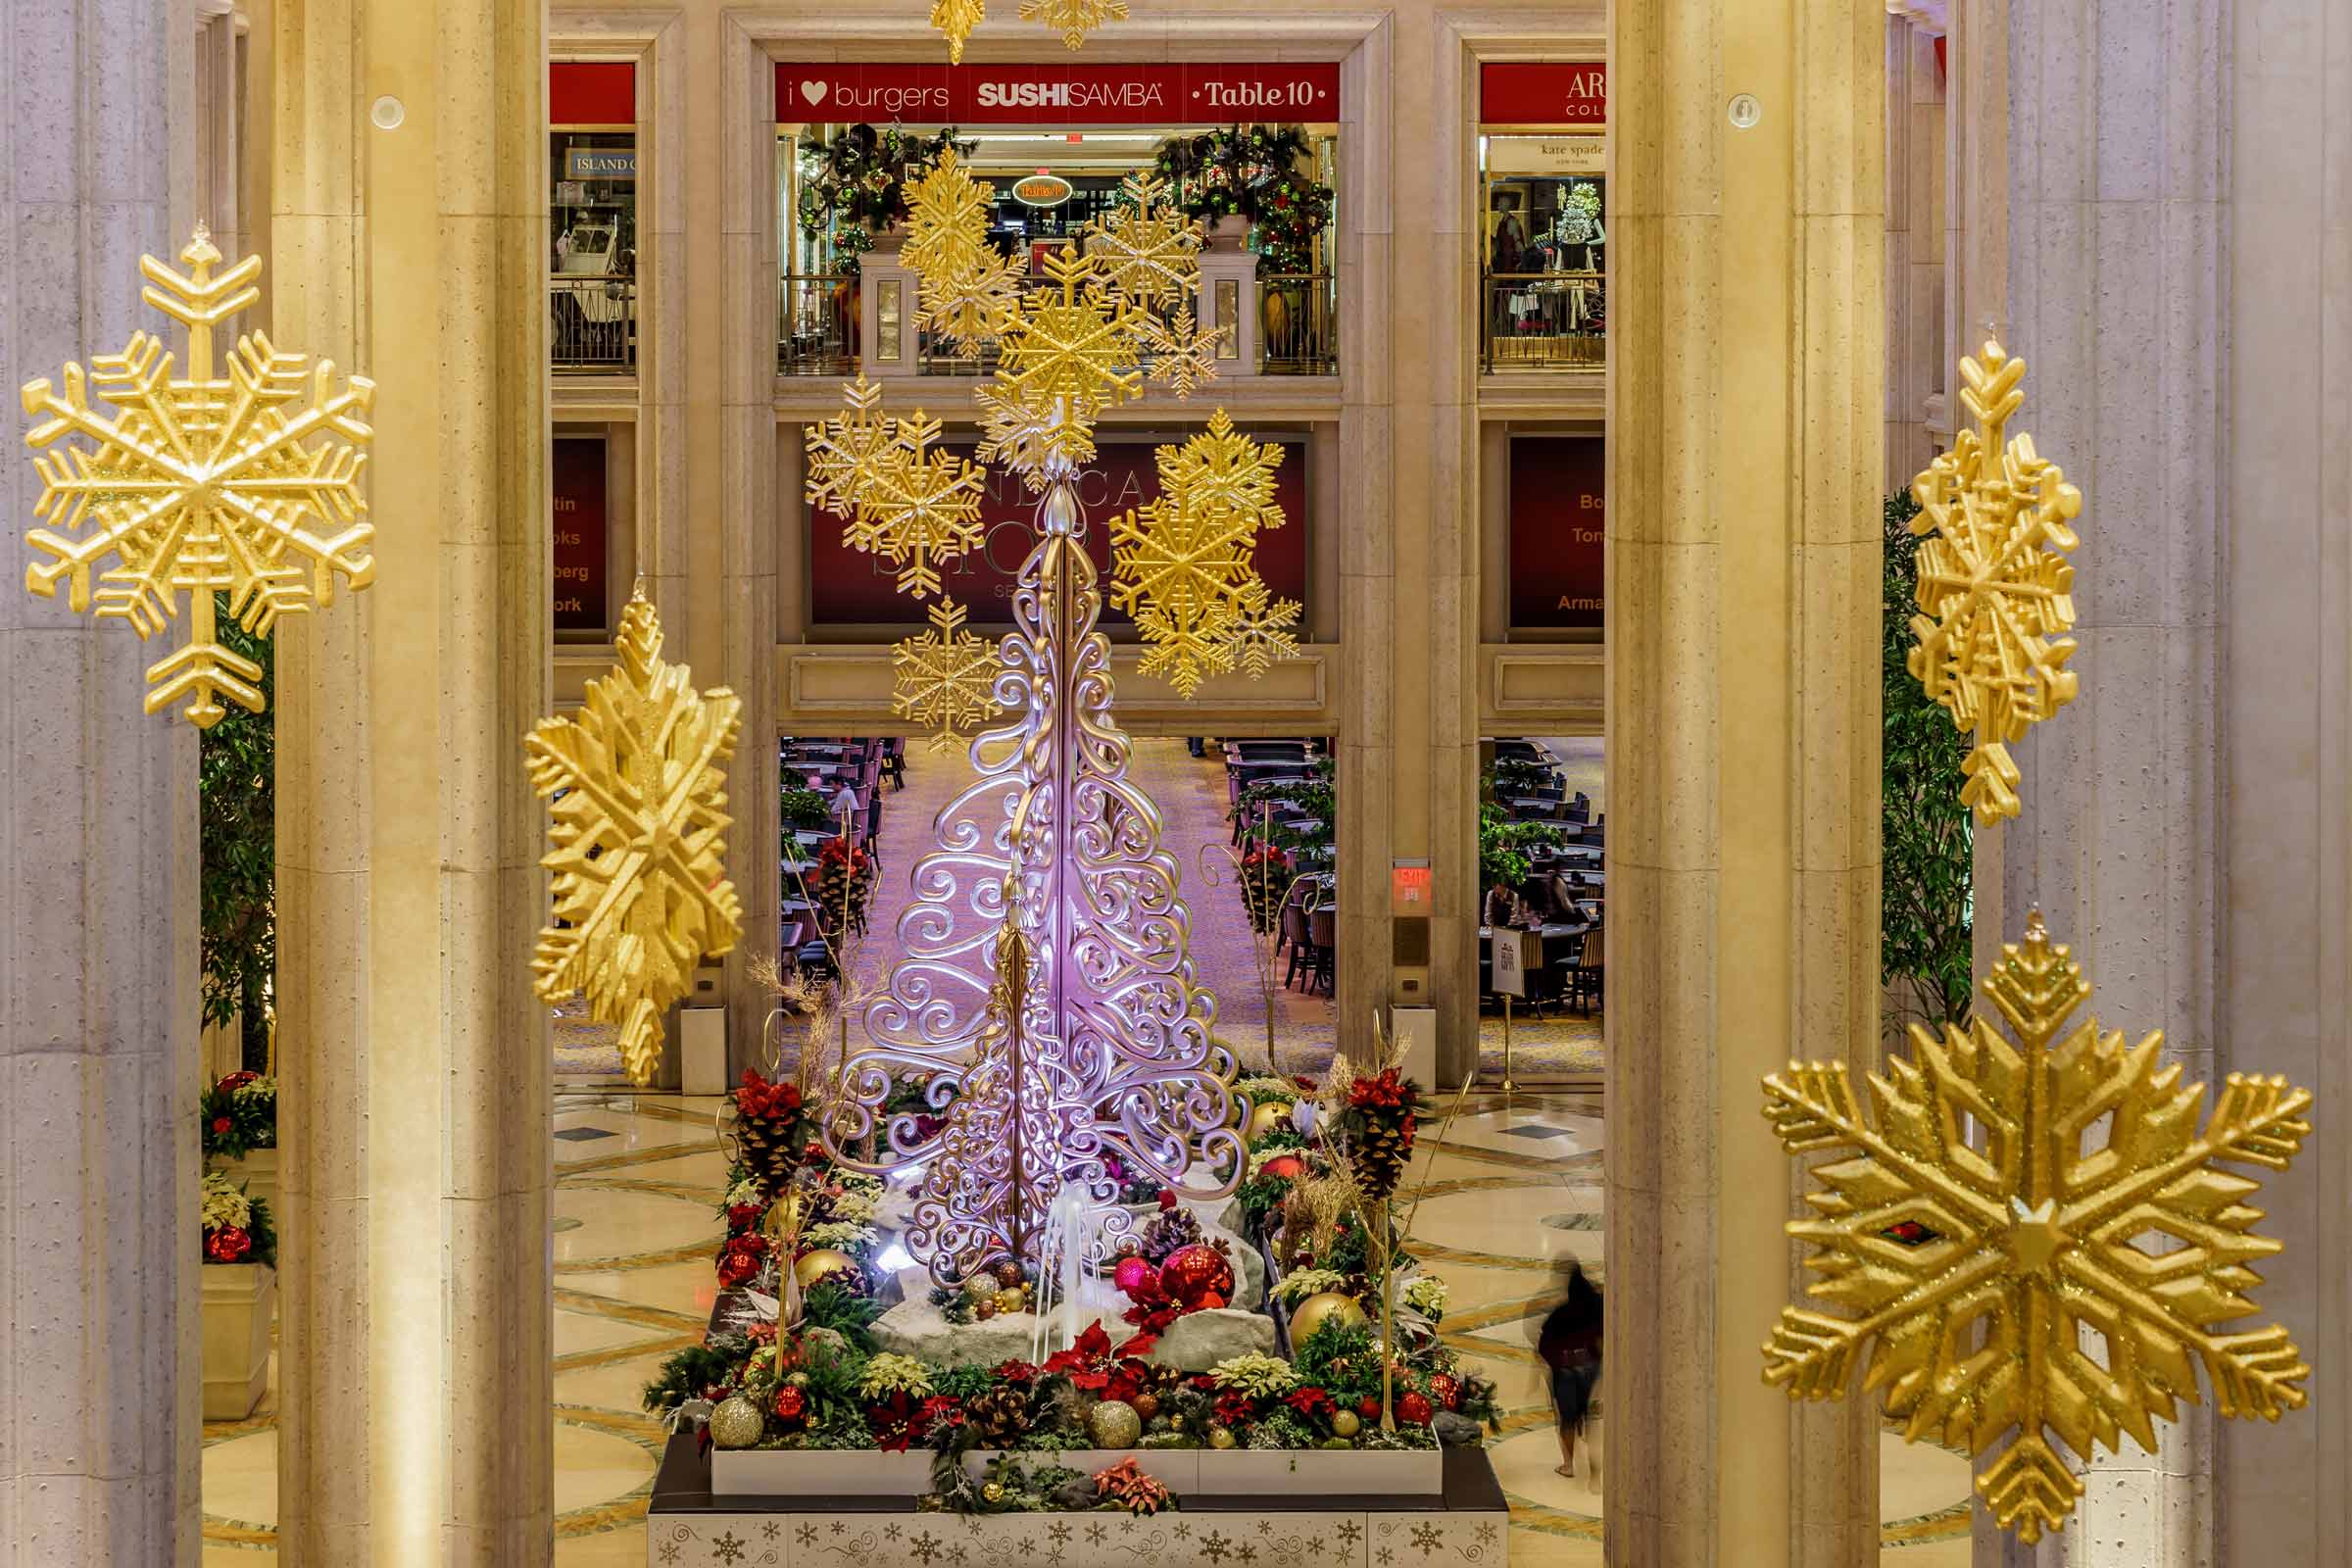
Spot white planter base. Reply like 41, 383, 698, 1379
200, 1263, 274, 1421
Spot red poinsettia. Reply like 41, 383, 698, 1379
867, 1389, 932, 1451
725, 1203, 764, 1234
920, 1395, 964, 1433
993, 1359, 1039, 1384
1285, 1386, 1336, 1423
1428, 1372, 1460, 1410
735, 1070, 805, 1121
1214, 1390, 1259, 1430
715, 1232, 770, 1288
211, 1116, 232, 1136
1348, 1067, 1409, 1109
204, 1227, 253, 1264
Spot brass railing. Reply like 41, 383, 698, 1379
1258, 273, 1337, 375
779, 273, 858, 376
1481, 270, 1604, 370
550, 275, 637, 373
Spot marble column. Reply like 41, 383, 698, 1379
1, 5, 199, 1561
2214, 1, 2352, 1560
270, 0, 553, 1561
1605, 0, 1885, 1563
1975, 1, 2227, 1562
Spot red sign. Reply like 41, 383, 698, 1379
551, 61, 635, 125
553, 436, 609, 632
1480, 62, 1607, 126
810, 438, 1309, 625
776, 63, 1340, 127
1507, 436, 1603, 628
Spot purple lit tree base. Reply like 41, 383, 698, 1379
823, 478, 1247, 1286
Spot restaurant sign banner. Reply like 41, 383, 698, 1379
778, 62, 1341, 127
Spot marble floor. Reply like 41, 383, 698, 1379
200, 1091, 1974, 1565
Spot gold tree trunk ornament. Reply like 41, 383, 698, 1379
19, 226, 375, 728
527, 586, 744, 1084
1762, 341, 2316, 1544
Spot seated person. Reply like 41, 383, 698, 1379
1519, 874, 1569, 924
1482, 880, 1530, 931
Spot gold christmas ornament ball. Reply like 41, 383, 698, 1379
994, 1287, 1029, 1316
1088, 1398, 1144, 1449
794, 1248, 858, 1289
1131, 1391, 1160, 1421
1287, 1290, 1369, 1343
982, 1481, 1005, 1503
1244, 1100, 1291, 1146
964, 1272, 1000, 1301
1330, 1409, 1361, 1439
709, 1396, 766, 1449
1207, 1423, 1237, 1449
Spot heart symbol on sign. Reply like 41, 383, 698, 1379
799, 79, 826, 107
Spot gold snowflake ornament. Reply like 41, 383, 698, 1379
526, 587, 744, 1086
1016, 0, 1128, 50
1908, 341, 2082, 824
19, 226, 375, 728
1083, 172, 1206, 308
1761, 913, 2313, 1544
996, 244, 1149, 422
1136, 303, 1230, 400
894, 597, 1004, 749
808, 384, 987, 597
1111, 418, 1294, 697
930, 0, 986, 62
904, 152, 1024, 356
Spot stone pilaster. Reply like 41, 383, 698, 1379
1605, 0, 1884, 1564
270, 0, 554, 1561
1, 5, 199, 1560
1978, 1, 2227, 1562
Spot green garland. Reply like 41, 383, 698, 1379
1150, 124, 1333, 274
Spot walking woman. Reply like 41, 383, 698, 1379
1539, 1261, 1603, 1480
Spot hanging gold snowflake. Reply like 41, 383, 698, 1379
1218, 582, 1301, 677
1136, 301, 1231, 400
921, 245, 1026, 358
1761, 912, 2313, 1544
19, 226, 375, 728
1152, 410, 1286, 532
905, 149, 998, 286
527, 588, 745, 1086
806, 374, 916, 519
1908, 340, 2082, 824
973, 379, 1097, 493
1111, 497, 1260, 697
929, 0, 986, 62
995, 244, 1148, 421
893, 596, 1004, 749
1016, 0, 1128, 50
1082, 172, 1205, 308
843, 416, 988, 597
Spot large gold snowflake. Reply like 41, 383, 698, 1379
972, 379, 1096, 493
527, 588, 745, 1086
893, 597, 1004, 749
995, 244, 1148, 421
1761, 913, 2313, 1544
1110, 416, 1295, 696
904, 152, 1024, 356
1016, 0, 1128, 50
1136, 302, 1230, 400
843, 416, 988, 597
1908, 341, 2082, 824
806, 374, 914, 519
19, 226, 375, 728
1218, 582, 1301, 677
1082, 172, 1205, 308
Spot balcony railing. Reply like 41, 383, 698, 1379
779, 273, 857, 377
1258, 273, 1337, 376
1482, 271, 1604, 371
550, 275, 637, 374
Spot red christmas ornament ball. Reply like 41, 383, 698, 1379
1357, 1395, 1382, 1419
1113, 1253, 1161, 1298
1429, 1373, 1460, 1410
1158, 1243, 1235, 1311
1258, 1153, 1306, 1182
1398, 1391, 1433, 1426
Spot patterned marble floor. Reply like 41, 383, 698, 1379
200, 1091, 1974, 1565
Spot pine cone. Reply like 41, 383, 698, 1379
733, 1114, 800, 1198
1351, 1122, 1411, 1201
966, 1386, 1030, 1446
1138, 1206, 1202, 1264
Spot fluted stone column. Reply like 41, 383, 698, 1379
270, 0, 553, 1561
1974, 1, 2227, 1562
1605, 0, 1884, 1563
1, 5, 199, 1561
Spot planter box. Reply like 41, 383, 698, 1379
1195, 1445, 1443, 1496
210, 1147, 280, 1221
200, 1263, 274, 1420
710, 1446, 933, 1496
963, 1447, 1200, 1493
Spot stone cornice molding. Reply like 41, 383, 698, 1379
1886, 0, 1949, 33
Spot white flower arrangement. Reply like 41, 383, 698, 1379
858, 1351, 933, 1398
1208, 1352, 1299, 1396
804, 1220, 875, 1251
201, 1169, 252, 1232
825, 1188, 879, 1224
1402, 1273, 1448, 1320
1271, 1268, 1348, 1304
724, 1177, 764, 1209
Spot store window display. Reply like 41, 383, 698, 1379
549, 62, 638, 374
1481, 147, 1605, 369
